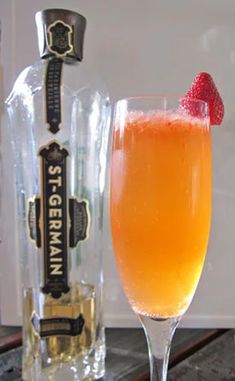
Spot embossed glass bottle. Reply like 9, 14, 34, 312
6, 9, 110, 381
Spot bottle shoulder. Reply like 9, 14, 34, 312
63, 59, 108, 94
5, 61, 44, 106
6, 59, 110, 106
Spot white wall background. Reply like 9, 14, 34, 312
1, 0, 235, 328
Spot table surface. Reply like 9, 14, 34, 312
0, 327, 234, 380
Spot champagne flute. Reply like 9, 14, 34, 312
110, 96, 211, 380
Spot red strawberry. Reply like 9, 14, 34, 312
181, 72, 224, 125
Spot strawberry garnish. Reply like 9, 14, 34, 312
181, 72, 224, 125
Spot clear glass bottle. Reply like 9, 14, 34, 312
5, 8, 111, 381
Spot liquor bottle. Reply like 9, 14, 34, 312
5, 8, 111, 381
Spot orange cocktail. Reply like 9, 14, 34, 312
111, 109, 211, 318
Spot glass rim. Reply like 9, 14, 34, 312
115, 94, 208, 107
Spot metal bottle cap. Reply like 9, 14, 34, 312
35, 9, 86, 61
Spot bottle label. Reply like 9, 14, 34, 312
47, 20, 73, 58
28, 197, 41, 247
39, 141, 70, 299
69, 198, 90, 247
45, 58, 63, 134
32, 312, 85, 337
28, 141, 90, 299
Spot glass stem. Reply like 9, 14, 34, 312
139, 315, 180, 381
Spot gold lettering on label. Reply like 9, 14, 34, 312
49, 194, 62, 206
49, 208, 62, 218
50, 263, 63, 275
49, 231, 62, 244
48, 177, 62, 187
50, 257, 63, 262
50, 245, 62, 256
48, 165, 61, 175
49, 220, 62, 230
